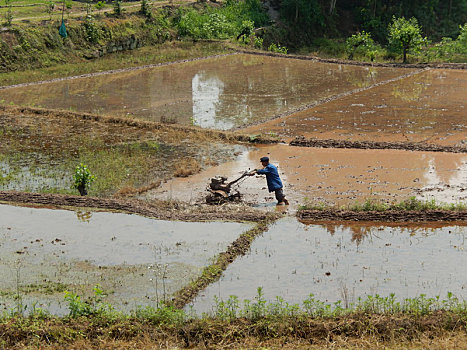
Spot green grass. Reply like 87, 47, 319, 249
1, 287, 466, 349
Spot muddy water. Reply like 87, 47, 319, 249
145, 144, 467, 207
191, 218, 467, 313
0, 54, 411, 129
243, 69, 467, 147
0, 204, 251, 315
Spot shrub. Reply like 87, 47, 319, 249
113, 0, 123, 17
140, 0, 152, 18
72, 163, 95, 196
177, 0, 268, 40
95, 1, 105, 10
84, 15, 100, 43
345, 31, 377, 61
4, 0, 13, 26
268, 43, 288, 54
64, 285, 113, 318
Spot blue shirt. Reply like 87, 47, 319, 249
257, 164, 283, 192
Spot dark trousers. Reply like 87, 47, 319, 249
274, 188, 285, 202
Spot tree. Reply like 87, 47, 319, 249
388, 16, 427, 63
345, 31, 375, 60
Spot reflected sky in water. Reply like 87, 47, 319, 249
0, 54, 410, 130
191, 217, 467, 313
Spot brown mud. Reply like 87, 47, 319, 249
149, 144, 467, 207
0, 54, 415, 129
0, 105, 278, 144
290, 136, 467, 153
0, 191, 274, 222
243, 69, 467, 147
298, 208, 467, 222
237, 66, 426, 130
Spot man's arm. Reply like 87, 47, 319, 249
256, 167, 270, 175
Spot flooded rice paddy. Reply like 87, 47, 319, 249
191, 217, 467, 314
0, 108, 246, 195
146, 144, 467, 207
0, 204, 251, 315
1, 53, 466, 315
0, 54, 413, 130
243, 69, 467, 147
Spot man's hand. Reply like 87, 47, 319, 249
247, 169, 257, 176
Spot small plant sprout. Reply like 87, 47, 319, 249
72, 163, 95, 196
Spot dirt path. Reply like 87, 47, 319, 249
290, 137, 467, 153
2, 191, 466, 223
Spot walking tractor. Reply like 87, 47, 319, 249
206, 170, 254, 204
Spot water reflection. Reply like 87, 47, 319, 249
0, 54, 410, 130
191, 218, 467, 313
305, 221, 467, 246
75, 210, 92, 223
243, 69, 466, 146
0, 204, 251, 315
192, 72, 231, 129
391, 70, 431, 102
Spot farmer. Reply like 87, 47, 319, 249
249, 156, 289, 205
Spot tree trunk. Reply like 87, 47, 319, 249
403, 46, 407, 63
77, 184, 87, 196
329, 0, 337, 15
295, 3, 298, 24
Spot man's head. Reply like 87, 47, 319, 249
260, 156, 269, 167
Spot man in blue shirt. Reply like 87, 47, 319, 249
249, 156, 289, 205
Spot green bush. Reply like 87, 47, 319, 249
84, 15, 101, 43
95, 1, 105, 10
177, 0, 268, 40
345, 31, 378, 61
424, 23, 467, 62
4, 0, 13, 26
113, 0, 123, 17
268, 43, 288, 54
72, 163, 95, 196
140, 0, 152, 18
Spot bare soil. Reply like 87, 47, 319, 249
0, 191, 273, 222
298, 208, 467, 222
0, 105, 278, 145
290, 136, 467, 153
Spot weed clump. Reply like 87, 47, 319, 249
173, 158, 201, 178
